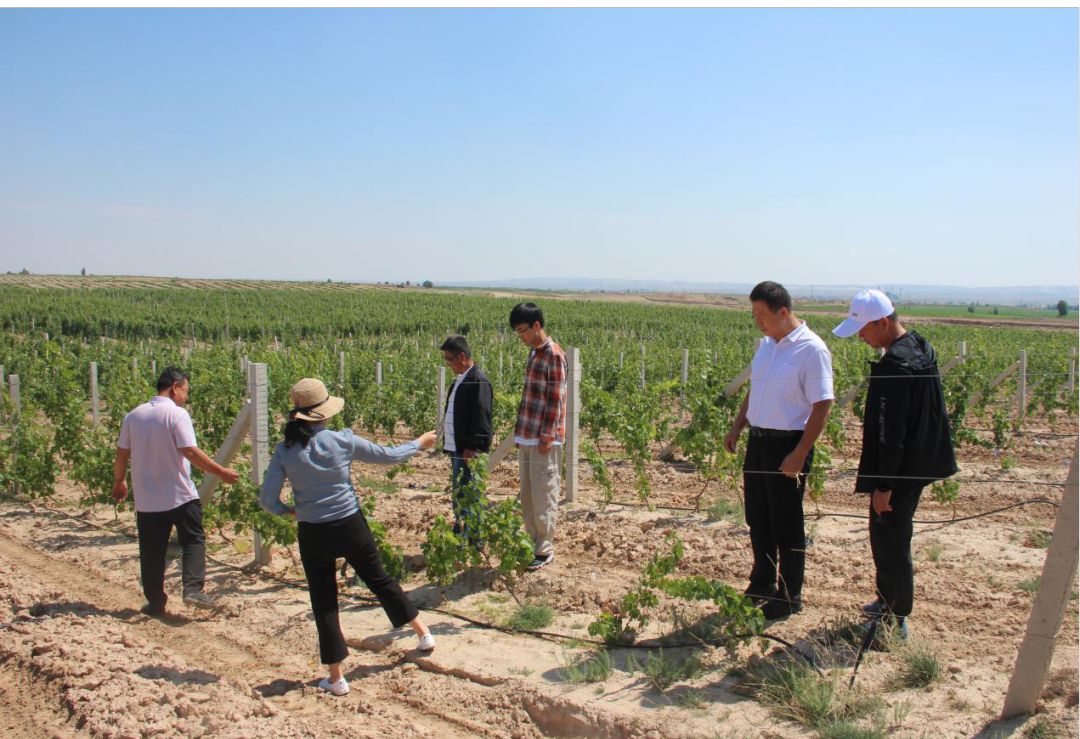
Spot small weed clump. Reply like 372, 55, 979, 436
895, 642, 942, 689
1023, 529, 1053, 549
705, 494, 743, 523
1023, 715, 1064, 739
745, 658, 887, 736
629, 649, 705, 693
675, 689, 707, 709
358, 475, 400, 494
1018, 577, 1041, 594
922, 541, 945, 562
506, 603, 555, 631
560, 649, 613, 684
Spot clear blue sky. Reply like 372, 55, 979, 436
1, 8, 1077, 287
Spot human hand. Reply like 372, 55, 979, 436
112, 480, 128, 503
871, 490, 893, 515
219, 467, 241, 485
723, 429, 740, 454
538, 441, 552, 455
779, 450, 807, 479
417, 431, 438, 450
463, 449, 477, 459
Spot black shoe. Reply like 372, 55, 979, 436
761, 597, 802, 620
183, 592, 217, 610
861, 599, 888, 617
743, 585, 778, 602
140, 603, 166, 617
526, 553, 554, 572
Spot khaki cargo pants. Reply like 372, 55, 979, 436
517, 445, 561, 557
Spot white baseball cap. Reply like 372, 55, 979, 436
832, 289, 895, 338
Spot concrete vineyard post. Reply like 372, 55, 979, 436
248, 362, 271, 567
1067, 347, 1075, 397
1017, 350, 1027, 421
151, 360, 156, 377
971, 359, 1020, 408
639, 344, 646, 390
196, 401, 253, 504
680, 348, 689, 412
564, 347, 581, 502
1002, 451, 1079, 718
90, 362, 100, 425
375, 361, 382, 386
436, 366, 447, 445
132, 357, 138, 374
338, 351, 345, 390
8, 375, 20, 415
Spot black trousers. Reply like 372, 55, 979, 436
743, 434, 813, 602
449, 453, 474, 533
135, 499, 206, 611
868, 486, 923, 619
297, 511, 419, 665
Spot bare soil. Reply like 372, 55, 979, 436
1, 408, 1077, 738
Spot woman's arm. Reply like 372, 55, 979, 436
351, 431, 437, 463
258, 451, 293, 516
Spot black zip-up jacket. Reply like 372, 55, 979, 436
442, 365, 494, 454
855, 331, 958, 493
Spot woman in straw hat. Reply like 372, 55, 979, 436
260, 377, 437, 697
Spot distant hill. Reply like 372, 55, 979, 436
444, 278, 1078, 307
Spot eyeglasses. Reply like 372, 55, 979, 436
513, 325, 530, 335
442, 353, 461, 363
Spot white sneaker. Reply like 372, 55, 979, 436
417, 633, 436, 652
317, 676, 349, 696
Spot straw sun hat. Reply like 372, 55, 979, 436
289, 378, 344, 422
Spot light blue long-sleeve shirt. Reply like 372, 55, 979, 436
259, 426, 420, 524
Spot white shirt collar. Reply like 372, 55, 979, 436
779, 321, 808, 344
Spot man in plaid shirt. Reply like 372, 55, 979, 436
510, 302, 566, 571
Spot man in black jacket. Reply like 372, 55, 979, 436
440, 336, 494, 537
833, 290, 958, 639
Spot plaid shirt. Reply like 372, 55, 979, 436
514, 338, 567, 445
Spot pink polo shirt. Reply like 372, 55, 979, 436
117, 396, 199, 513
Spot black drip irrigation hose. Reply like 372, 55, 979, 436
848, 618, 879, 689
568, 495, 1060, 526
814, 497, 1060, 525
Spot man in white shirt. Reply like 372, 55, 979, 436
724, 281, 834, 619
113, 367, 239, 616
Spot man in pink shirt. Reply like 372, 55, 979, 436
113, 368, 239, 616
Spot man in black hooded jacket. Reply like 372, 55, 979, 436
833, 290, 958, 638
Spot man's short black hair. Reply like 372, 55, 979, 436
440, 335, 472, 358
156, 367, 189, 392
749, 281, 792, 312
509, 302, 544, 329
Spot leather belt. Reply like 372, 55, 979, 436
749, 427, 803, 438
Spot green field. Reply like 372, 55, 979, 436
798, 302, 1074, 321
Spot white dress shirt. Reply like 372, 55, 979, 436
747, 322, 834, 431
